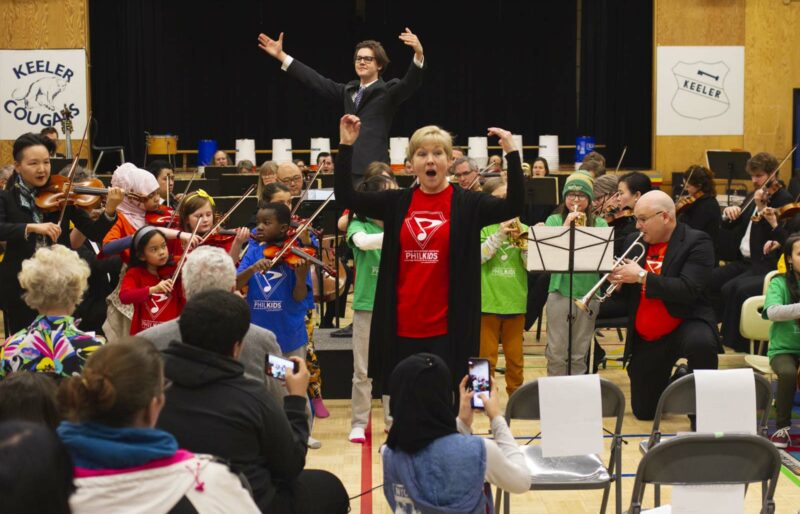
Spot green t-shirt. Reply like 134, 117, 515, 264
762, 274, 800, 359
347, 217, 383, 311
545, 213, 608, 298
480, 223, 529, 314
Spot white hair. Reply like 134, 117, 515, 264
182, 246, 236, 299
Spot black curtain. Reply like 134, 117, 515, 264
579, 0, 653, 169
89, 0, 578, 168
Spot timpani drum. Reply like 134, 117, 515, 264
147, 135, 178, 155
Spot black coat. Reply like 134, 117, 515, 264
677, 194, 722, 262
716, 188, 791, 272
158, 341, 309, 507
334, 144, 524, 392
0, 183, 115, 331
620, 223, 717, 361
286, 58, 425, 181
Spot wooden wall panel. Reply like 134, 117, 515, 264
0, 0, 89, 165
653, 0, 745, 185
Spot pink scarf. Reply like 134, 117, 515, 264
111, 163, 159, 230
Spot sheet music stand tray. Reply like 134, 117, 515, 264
527, 224, 615, 375
706, 150, 751, 203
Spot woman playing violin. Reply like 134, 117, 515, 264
0, 133, 124, 333
178, 190, 250, 263
676, 165, 721, 261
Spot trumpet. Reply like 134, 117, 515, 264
508, 218, 528, 250
572, 205, 586, 227
574, 233, 646, 316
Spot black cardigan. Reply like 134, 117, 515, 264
677, 194, 722, 262
0, 183, 115, 328
334, 144, 524, 391
620, 223, 717, 361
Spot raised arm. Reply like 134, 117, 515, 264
258, 31, 345, 103
334, 115, 396, 220
477, 128, 525, 224
388, 28, 426, 105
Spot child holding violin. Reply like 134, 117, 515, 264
119, 226, 185, 335
0, 133, 124, 333
236, 202, 313, 357
675, 165, 721, 260
177, 190, 250, 263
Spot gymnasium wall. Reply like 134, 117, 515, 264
654, 0, 800, 185
0, 0, 90, 164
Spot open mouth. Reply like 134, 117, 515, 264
425, 170, 436, 177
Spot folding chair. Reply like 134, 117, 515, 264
495, 378, 625, 514
639, 373, 772, 505
627, 433, 781, 514
740, 295, 771, 355
91, 118, 125, 174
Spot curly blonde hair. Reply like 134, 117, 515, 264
407, 126, 453, 161
18, 245, 90, 312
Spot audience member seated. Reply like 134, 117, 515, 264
138, 245, 284, 400
382, 353, 530, 513
1, 245, 105, 379
0, 372, 60, 429
58, 338, 260, 513
157, 290, 349, 514
0, 421, 75, 514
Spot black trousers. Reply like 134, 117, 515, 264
627, 320, 719, 420
262, 469, 349, 514
525, 272, 550, 330
711, 261, 765, 351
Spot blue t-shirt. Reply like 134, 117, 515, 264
237, 241, 313, 353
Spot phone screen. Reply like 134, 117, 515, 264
265, 354, 297, 381
468, 358, 491, 409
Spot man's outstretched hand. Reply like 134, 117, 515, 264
258, 32, 287, 62
399, 28, 423, 61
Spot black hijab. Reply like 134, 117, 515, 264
385, 353, 458, 454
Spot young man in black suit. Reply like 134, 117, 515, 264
609, 190, 719, 420
258, 28, 425, 183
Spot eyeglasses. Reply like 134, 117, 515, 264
279, 175, 303, 184
565, 192, 588, 200
355, 55, 375, 63
635, 210, 664, 225
453, 171, 475, 179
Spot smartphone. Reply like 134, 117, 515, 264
265, 354, 299, 381
468, 358, 491, 409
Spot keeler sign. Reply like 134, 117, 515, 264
0, 49, 88, 140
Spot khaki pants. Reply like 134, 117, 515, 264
351, 310, 392, 429
479, 313, 525, 396
545, 292, 597, 376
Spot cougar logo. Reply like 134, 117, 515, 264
404, 211, 447, 249
12, 76, 67, 112
671, 61, 730, 120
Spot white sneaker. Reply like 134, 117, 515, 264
770, 427, 791, 449
307, 436, 322, 449
349, 427, 366, 444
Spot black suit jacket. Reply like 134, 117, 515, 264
0, 185, 115, 312
620, 223, 717, 360
286, 58, 425, 181
677, 194, 722, 262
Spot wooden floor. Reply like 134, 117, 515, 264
306, 327, 800, 514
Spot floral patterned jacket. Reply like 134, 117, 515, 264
0, 315, 105, 378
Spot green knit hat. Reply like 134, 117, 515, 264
562, 172, 594, 201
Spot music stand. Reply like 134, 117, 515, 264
528, 223, 615, 375
706, 150, 751, 204
526, 176, 560, 206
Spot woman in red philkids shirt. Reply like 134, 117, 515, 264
334, 115, 524, 405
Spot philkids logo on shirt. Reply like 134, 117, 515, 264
404, 211, 446, 264
148, 292, 174, 319
253, 270, 285, 311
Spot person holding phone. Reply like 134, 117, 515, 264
381, 353, 530, 513
157, 289, 349, 514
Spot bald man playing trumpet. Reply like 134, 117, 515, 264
608, 190, 719, 420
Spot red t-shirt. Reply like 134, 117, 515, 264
119, 265, 185, 335
396, 187, 453, 338
635, 242, 683, 341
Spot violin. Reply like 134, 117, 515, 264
287, 215, 322, 241
675, 191, 705, 215
36, 175, 144, 213
261, 239, 336, 276
146, 205, 177, 227
603, 206, 634, 226
763, 202, 800, 222
751, 181, 784, 222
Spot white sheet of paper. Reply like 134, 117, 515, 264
538, 374, 604, 458
672, 484, 745, 514
306, 189, 334, 201
527, 226, 616, 272
694, 369, 756, 434
642, 507, 671, 514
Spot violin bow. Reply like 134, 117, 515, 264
169, 219, 202, 286
265, 192, 334, 270
197, 184, 256, 245
613, 146, 627, 174
675, 166, 696, 202
465, 162, 498, 191
56, 112, 92, 228
166, 168, 199, 229
738, 145, 798, 215
290, 167, 322, 218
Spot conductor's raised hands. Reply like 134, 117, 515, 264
339, 115, 362, 146
398, 28, 424, 60
257, 32, 287, 62
488, 127, 517, 154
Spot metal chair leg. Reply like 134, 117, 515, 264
93, 150, 105, 174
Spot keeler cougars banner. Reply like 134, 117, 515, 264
656, 46, 744, 136
0, 49, 88, 140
